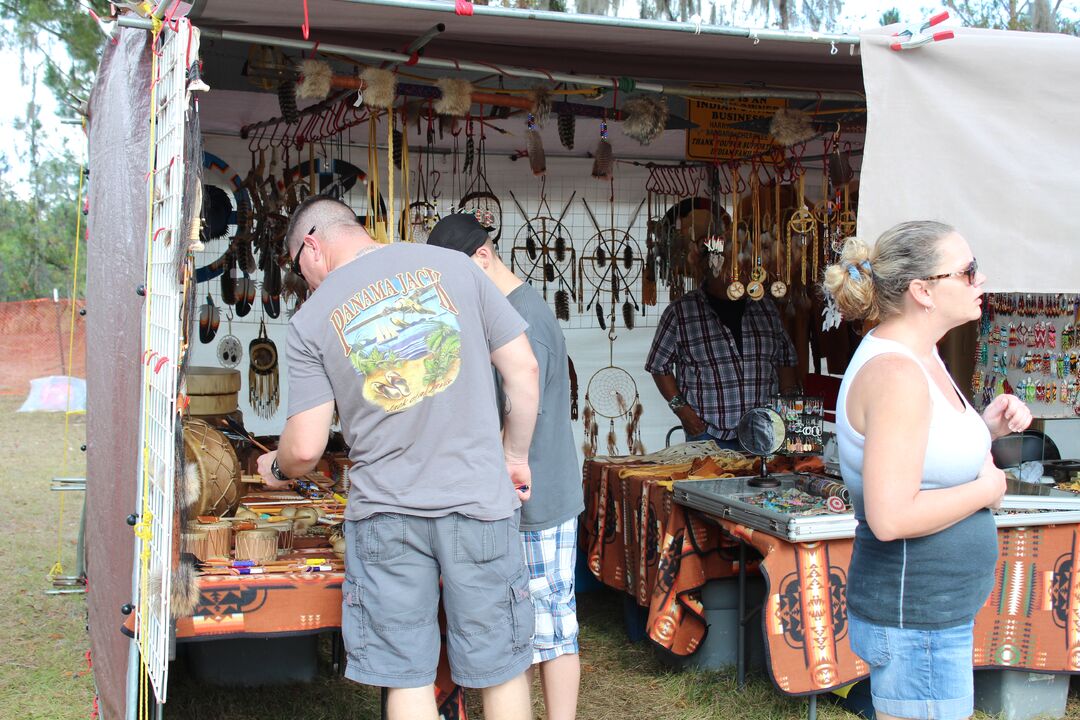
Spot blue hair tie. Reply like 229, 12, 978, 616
846, 260, 872, 281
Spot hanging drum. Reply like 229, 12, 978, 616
183, 418, 243, 517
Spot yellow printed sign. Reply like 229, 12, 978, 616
685, 97, 785, 161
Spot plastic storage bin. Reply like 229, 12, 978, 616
656, 576, 767, 671
974, 669, 1068, 720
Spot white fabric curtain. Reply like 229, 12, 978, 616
857, 27, 1080, 292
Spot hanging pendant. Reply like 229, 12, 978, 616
726, 281, 746, 300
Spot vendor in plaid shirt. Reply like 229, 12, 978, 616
646, 239, 798, 449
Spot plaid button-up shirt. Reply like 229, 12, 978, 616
645, 289, 797, 440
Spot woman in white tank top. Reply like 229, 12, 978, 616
821, 221, 1032, 720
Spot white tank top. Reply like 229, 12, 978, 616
837, 331, 990, 496
836, 330, 996, 629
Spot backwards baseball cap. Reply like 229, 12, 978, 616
426, 212, 490, 256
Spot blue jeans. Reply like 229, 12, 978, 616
848, 611, 975, 720
685, 430, 742, 451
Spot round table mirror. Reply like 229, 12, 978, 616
736, 406, 786, 488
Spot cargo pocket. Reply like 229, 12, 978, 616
508, 567, 534, 652
342, 575, 367, 664
359, 513, 408, 564
454, 515, 509, 564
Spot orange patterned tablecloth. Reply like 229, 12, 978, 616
169, 572, 465, 717
583, 455, 1080, 696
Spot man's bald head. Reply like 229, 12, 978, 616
285, 196, 362, 253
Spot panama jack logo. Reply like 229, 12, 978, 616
329, 267, 462, 412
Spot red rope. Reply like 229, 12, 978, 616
301, 0, 310, 39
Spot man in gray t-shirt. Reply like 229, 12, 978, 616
428, 213, 583, 720
256, 197, 540, 720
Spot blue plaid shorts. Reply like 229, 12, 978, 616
521, 516, 580, 664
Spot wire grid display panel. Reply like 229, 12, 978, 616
134, 20, 190, 702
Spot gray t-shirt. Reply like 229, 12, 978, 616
286, 243, 528, 522
498, 283, 584, 532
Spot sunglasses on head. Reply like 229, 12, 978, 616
292, 226, 314, 280
922, 258, 978, 286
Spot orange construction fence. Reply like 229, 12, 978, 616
0, 298, 87, 396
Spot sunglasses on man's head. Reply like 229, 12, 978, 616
922, 258, 978, 286
291, 226, 314, 280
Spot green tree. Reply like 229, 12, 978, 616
945, 0, 1079, 33
879, 7, 901, 25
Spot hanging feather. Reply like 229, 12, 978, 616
615, 391, 628, 418
626, 420, 635, 454
621, 95, 669, 146
592, 118, 613, 179
769, 108, 817, 146
582, 404, 595, 458
434, 78, 473, 116
623, 301, 635, 330
607, 423, 618, 456
596, 245, 607, 267
544, 261, 555, 282
595, 302, 607, 329
392, 129, 404, 169
591, 139, 613, 180
526, 114, 546, 177
555, 235, 567, 262
611, 272, 620, 302
623, 245, 633, 269
530, 87, 552, 125
568, 355, 579, 420
555, 288, 570, 321
463, 136, 474, 174
277, 79, 299, 122
557, 111, 575, 151
633, 438, 646, 455
296, 58, 333, 100
526, 234, 538, 260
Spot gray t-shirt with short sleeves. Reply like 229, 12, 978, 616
286, 243, 527, 522
498, 283, 584, 532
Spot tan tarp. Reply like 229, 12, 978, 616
857, 27, 1080, 293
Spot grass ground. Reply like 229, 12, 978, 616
3, 394, 1080, 719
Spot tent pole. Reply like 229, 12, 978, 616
115, 16, 864, 102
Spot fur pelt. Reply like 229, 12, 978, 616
434, 78, 473, 117
361, 67, 398, 109
296, 59, 333, 100
621, 95, 669, 145
769, 108, 817, 146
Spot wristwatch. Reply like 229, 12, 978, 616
668, 394, 689, 412
270, 458, 290, 483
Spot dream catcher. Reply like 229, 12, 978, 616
583, 337, 645, 458
217, 311, 242, 368
578, 196, 646, 331
786, 169, 818, 314
508, 185, 577, 321
249, 318, 279, 419
458, 120, 503, 245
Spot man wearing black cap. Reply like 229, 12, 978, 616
429, 212, 583, 720
255, 196, 540, 720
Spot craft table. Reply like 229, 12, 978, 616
582, 452, 1080, 718
124, 572, 466, 717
